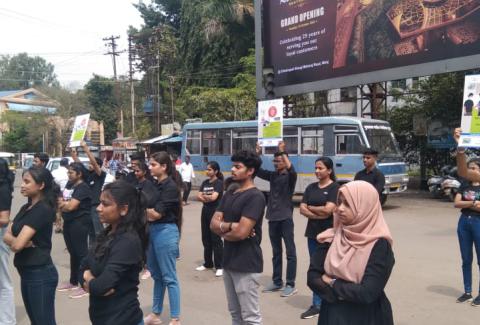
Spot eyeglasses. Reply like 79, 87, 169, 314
272, 160, 283, 163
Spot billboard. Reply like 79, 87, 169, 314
256, 0, 480, 98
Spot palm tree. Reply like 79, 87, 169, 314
201, 0, 254, 41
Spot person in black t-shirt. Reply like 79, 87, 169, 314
0, 157, 15, 324
144, 151, 183, 325
256, 141, 298, 297
3, 167, 59, 325
299, 157, 339, 319
75, 141, 107, 243
211, 150, 266, 325
453, 158, 480, 306
57, 162, 92, 299
79, 181, 148, 325
196, 161, 224, 276
354, 149, 385, 197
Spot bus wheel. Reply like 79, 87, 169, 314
380, 194, 388, 206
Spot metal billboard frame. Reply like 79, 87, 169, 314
255, 0, 480, 99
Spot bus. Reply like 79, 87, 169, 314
182, 117, 409, 202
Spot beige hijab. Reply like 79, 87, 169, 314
317, 181, 393, 284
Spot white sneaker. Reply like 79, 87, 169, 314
215, 269, 223, 277
196, 265, 207, 271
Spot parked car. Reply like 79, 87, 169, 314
46, 157, 90, 172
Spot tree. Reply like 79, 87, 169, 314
2, 111, 47, 152
0, 53, 59, 90
84, 75, 120, 143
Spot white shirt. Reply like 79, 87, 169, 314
52, 166, 69, 191
179, 162, 195, 182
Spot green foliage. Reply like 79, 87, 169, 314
84, 75, 119, 142
388, 72, 465, 172
0, 53, 59, 90
2, 111, 45, 152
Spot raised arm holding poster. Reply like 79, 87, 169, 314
258, 99, 283, 147
69, 113, 90, 147
459, 75, 480, 148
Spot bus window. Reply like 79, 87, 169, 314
264, 126, 298, 155
363, 125, 400, 155
233, 128, 257, 152
201, 129, 231, 155
186, 130, 201, 155
336, 134, 363, 154
301, 127, 324, 155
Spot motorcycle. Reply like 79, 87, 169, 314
428, 166, 462, 201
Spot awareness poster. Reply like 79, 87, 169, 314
459, 75, 480, 147
69, 113, 90, 147
258, 99, 283, 147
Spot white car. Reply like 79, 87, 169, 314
46, 157, 90, 172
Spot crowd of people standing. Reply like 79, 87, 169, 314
0, 139, 399, 325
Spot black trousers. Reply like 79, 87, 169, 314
201, 206, 223, 269
63, 217, 90, 285
182, 182, 192, 203
269, 218, 297, 287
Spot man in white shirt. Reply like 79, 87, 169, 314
179, 155, 195, 205
52, 158, 69, 191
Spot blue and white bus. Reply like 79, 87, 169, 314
182, 117, 408, 200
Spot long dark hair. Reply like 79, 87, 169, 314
23, 166, 60, 211
207, 161, 224, 180
94, 181, 149, 263
315, 156, 336, 182
0, 158, 12, 190
69, 162, 88, 181
151, 151, 183, 231
136, 160, 151, 180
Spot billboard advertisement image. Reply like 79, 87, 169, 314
258, 0, 480, 96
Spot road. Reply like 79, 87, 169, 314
6, 175, 479, 324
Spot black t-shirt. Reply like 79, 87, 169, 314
12, 201, 55, 268
217, 187, 266, 273
79, 232, 143, 325
302, 182, 340, 238
200, 178, 224, 209
88, 171, 107, 206
354, 167, 385, 196
151, 177, 181, 225
0, 183, 12, 212
62, 182, 92, 222
136, 179, 158, 208
257, 165, 297, 221
458, 184, 480, 217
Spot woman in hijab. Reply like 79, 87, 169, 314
307, 180, 395, 325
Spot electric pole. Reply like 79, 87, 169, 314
128, 34, 136, 134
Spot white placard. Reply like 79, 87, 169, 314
258, 99, 283, 147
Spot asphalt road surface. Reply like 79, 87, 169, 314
6, 176, 479, 324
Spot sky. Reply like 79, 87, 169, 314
0, 0, 146, 89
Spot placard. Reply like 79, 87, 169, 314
258, 99, 283, 147
459, 75, 480, 147
69, 113, 90, 147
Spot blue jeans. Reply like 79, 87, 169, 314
0, 227, 15, 325
457, 214, 480, 293
18, 264, 58, 325
148, 223, 180, 318
307, 238, 322, 308
269, 219, 297, 287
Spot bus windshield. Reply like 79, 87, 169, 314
363, 124, 401, 156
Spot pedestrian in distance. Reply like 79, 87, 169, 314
299, 157, 340, 319
0, 157, 16, 325
79, 181, 148, 325
454, 128, 480, 306
210, 150, 266, 325
33, 152, 50, 168
354, 149, 385, 199
453, 158, 480, 306
3, 166, 60, 325
256, 141, 298, 298
179, 155, 195, 205
57, 162, 92, 299
308, 181, 395, 325
144, 151, 183, 325
196, 161, 224, 276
